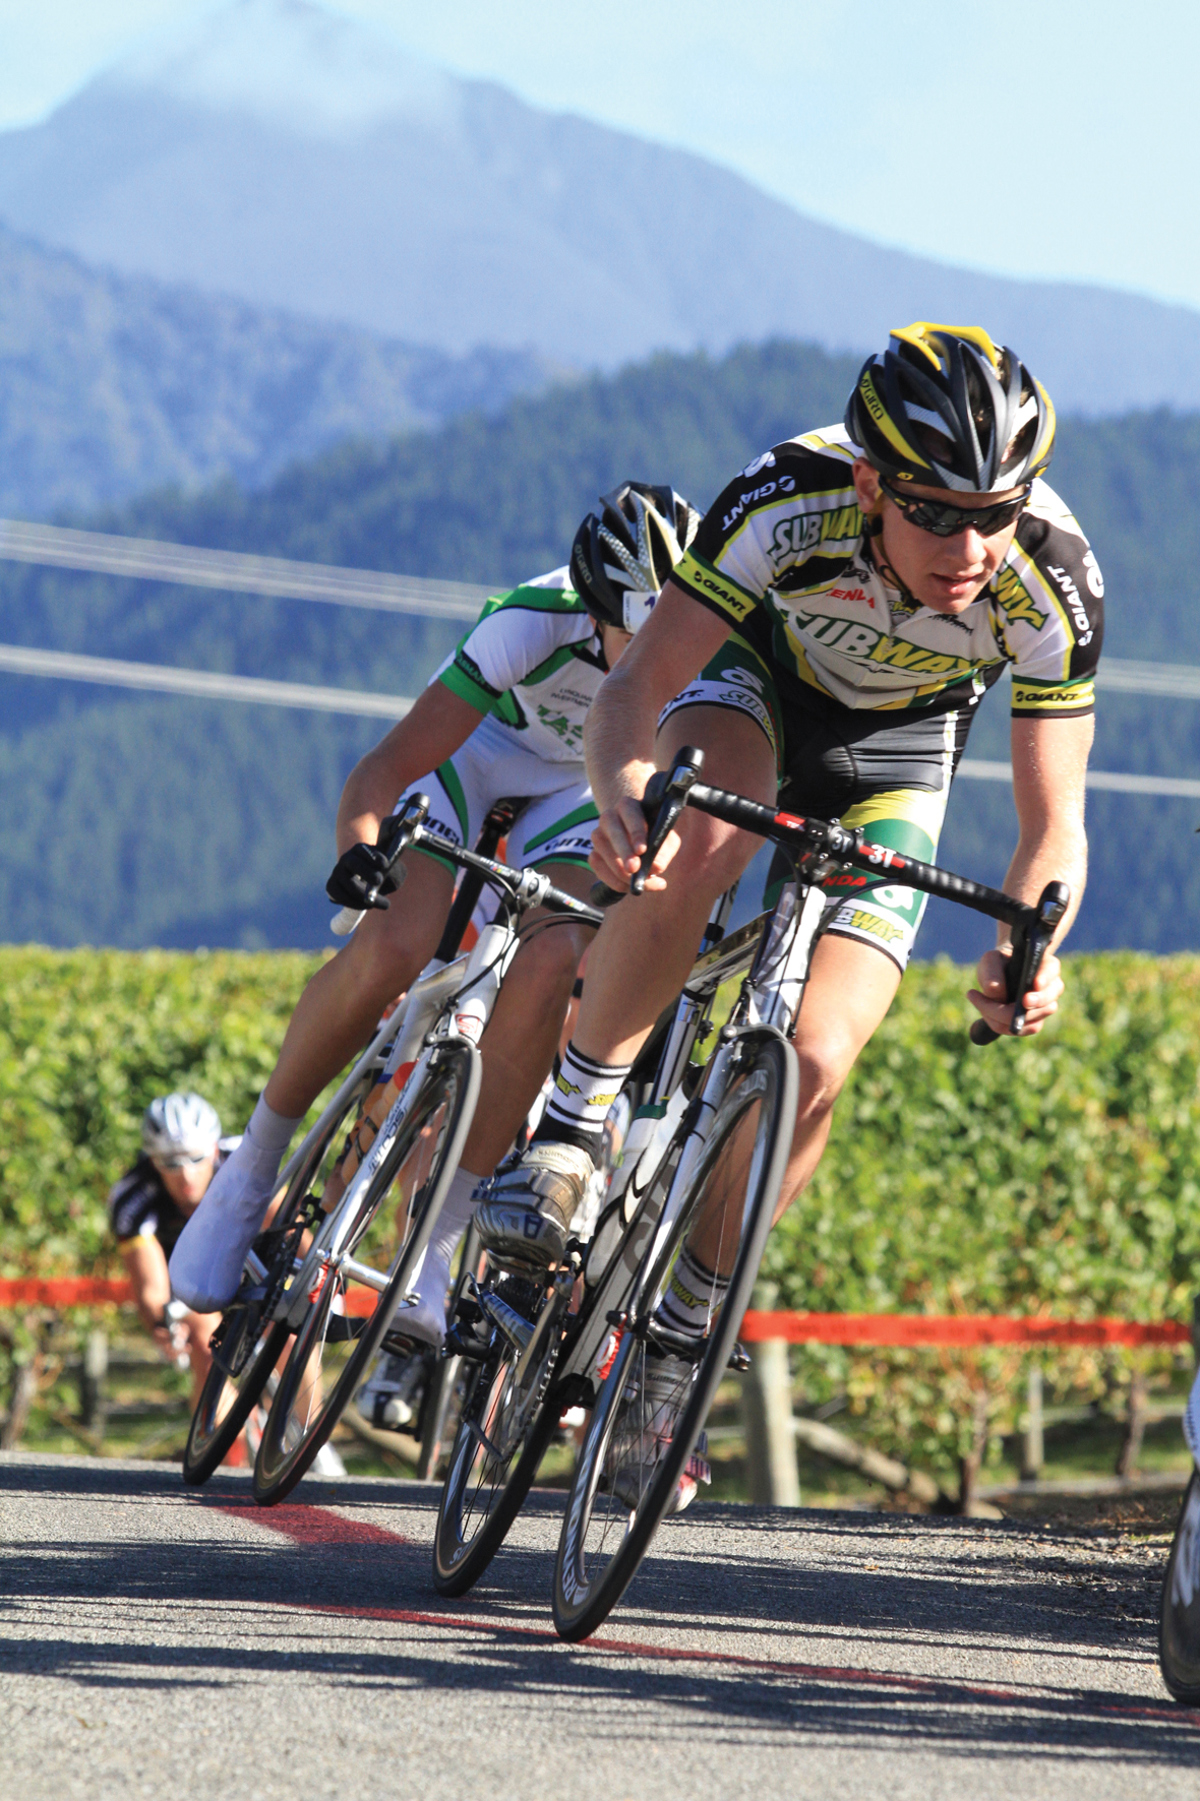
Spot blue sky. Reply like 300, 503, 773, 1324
2, 0, 1196, 313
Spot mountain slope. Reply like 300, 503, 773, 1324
0, 219, 552, 516
1, 0, 1198, 414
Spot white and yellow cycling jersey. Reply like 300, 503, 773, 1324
671, 424, 1103, 720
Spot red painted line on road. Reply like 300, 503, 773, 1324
212, 1499, 1196, 1726
217, 1502, 408, 1547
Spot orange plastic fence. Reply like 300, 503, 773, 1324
0, 1281, 1189, 1348
739, 1310, 1191, 1348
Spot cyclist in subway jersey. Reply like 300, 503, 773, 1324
474, 324, 1100, 1493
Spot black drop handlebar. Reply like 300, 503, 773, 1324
591, 746, 1069, 1046
347, 793, 603, 930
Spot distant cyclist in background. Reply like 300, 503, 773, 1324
111, 1092, 346, 1473
169, 483, 701, 1379
109, 1093, 232, 1411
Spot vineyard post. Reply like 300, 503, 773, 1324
1020, 1362, 1044, 1481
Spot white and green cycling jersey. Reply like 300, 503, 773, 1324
403, 567, 608, 873
432, 568, 608, 763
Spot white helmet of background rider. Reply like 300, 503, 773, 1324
569, 481, 701, 637
141, 1092, 222, 1163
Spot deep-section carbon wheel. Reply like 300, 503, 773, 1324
432, 1266, 571, 1596
1161, 1470, 1200, 1701
553, 1029, 797, 1642
182, 1069, 375, 1486
253, 1042, 479, 1504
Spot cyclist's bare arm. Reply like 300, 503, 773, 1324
584, 581, 730, 891
968, 710, 1093, 1037
120, 1236, 174, 1349
336, 684, 485, 855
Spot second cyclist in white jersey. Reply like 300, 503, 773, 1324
169, 483, 700, 1340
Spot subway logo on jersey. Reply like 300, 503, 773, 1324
787, 606, 980, 680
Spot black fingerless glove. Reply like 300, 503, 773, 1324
325, 841, 400, 911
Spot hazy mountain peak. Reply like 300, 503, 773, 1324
104, 0, 459, 139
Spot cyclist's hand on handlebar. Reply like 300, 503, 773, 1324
325, 841, 400, 911
589, 797, 680, 894
967, 945, 1064, 1037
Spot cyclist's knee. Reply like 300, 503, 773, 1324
513, 916, 588, 998
793, 1031, 859, 1119
670, 805, 759, 898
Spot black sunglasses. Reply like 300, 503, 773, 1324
879, 475, 1030, 538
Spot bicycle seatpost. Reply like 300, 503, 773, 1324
969, 879, 1070, 1046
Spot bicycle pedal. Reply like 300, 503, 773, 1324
727, 1339, 751, 1373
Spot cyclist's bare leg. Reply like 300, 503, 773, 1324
460, 860, 598, 1174
570, 706, 777, 1069
265, 850, 455, 1118
686, 931, 901, 1274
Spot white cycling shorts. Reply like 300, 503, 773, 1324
398, 711, 597, 872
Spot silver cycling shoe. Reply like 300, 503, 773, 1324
474, 1140, 595, 1270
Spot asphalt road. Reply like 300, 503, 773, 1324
1, 1451, 1197, 1800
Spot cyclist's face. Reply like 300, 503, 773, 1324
852, 459, 1023, 614
154, 1152, 217, 1210
601, 622, 634, 668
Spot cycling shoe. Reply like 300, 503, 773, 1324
474, 1141, 593, 1270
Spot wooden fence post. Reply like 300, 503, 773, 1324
742, 1336, 801, 1507
80, 1329, 108, 1436
1020, 1362, 1044, 1482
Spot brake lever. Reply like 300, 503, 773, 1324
588, 748, 706, 908
330, 793, 429, 935
969, 879, 1070, 1046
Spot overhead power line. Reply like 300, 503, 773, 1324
0, 640, 1196, 800
0, 518, 489, 622
0, 642, 413, 720
2, 516, 1200, 699
957, 759, 1200, 801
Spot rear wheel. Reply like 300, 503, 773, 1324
552, 1030, 796, 1642
1161, 1471, 1200, 1701
253, 1042, 480, 1504
182, 1069, 374, 1486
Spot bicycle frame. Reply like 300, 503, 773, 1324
277, 811, 600, 1338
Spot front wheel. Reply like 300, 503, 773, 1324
1161, 1470, 1200, 1701
552, 1029, 797, 1642
182, 1067, 375, 1485
253, 1042, 480, 1504
432, 1266, 571, 1596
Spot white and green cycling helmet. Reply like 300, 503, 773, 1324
570, 481, 701, 637
142, 1092, 221, 1163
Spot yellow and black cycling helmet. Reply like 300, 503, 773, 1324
844, 322, 1056, 495
570, 481, 701, 636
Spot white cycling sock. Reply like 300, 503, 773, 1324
653, 1243, 730, 1340
168, 1093, 303, 1312
399, 1164, 482, 1346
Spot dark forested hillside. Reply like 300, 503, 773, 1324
0, 338, 1197, 955
0, 220, 554, 517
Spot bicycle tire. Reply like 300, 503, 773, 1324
253, 1041, 480, 1504
431, 1266, 570, 1595
552, 1027, 797, 1641
1161, 1470, 1200, 1701
181, 1069, 375, 1485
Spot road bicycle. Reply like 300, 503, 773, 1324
243, 798, 600, 1504
431, 745, 1068, 1640
181, 799, 596, 1488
